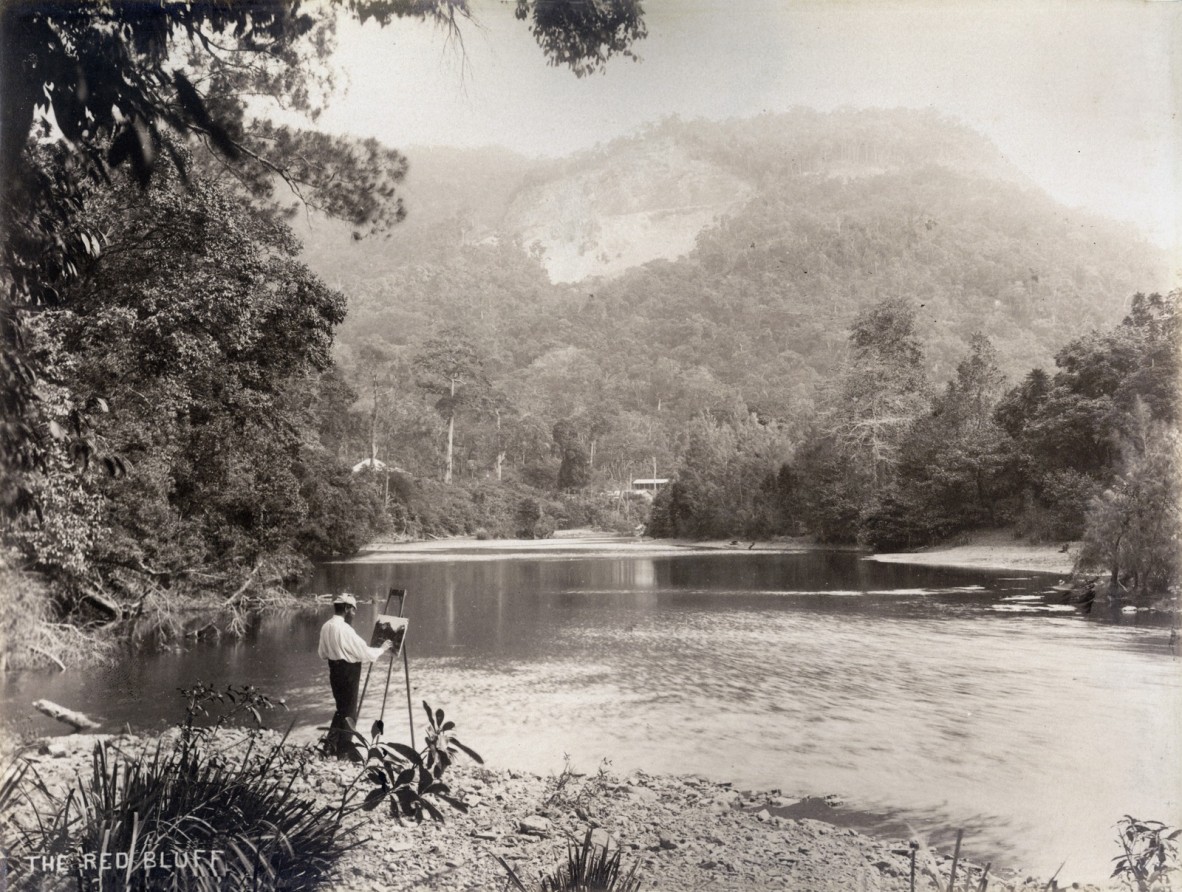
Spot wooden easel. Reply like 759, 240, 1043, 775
355, 587, 416, 748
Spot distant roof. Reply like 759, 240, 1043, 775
632, 478, 670, 485
352, 458, 387, 473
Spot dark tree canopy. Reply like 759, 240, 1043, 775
515, 0, 646, 77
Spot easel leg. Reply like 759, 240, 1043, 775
378, 649, 396, 724
403, 644, 415, 749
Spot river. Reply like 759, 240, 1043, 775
3, 540, 1178, 883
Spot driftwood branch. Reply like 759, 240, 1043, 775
28, 645, 66, 672
225, 563, 264, 608
33, 699, 100, 731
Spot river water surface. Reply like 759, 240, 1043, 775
3, 541, 1179, 883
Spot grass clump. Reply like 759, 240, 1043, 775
6, 685, 363, 891
540, 755, 614, 817
500, 828, 643, 892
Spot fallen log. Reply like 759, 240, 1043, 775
81, 588, 123, 621
33, 699, 101, 731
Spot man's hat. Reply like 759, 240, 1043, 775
333, 593, 357, 607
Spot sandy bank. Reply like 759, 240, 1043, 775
353, 529, 1079, 578
345, 531, 815, 564
8, 731, 1112, 892
869, 531, 1079, 576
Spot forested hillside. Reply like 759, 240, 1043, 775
298, 109, 1169, 493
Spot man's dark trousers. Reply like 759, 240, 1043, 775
327, 658, 363, 759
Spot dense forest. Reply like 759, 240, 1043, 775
3, 38, 1176, 672
294, 111, 1173, 568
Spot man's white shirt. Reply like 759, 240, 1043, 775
318, 615, 386, 663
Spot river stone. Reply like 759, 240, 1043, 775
625, 784, 657, 801
519, 815, 553, 835
708, 791, 740, 812
42, 739, 72, 758
590, 828, 616, 849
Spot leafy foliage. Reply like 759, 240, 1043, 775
2, 158, 383, 643
1112, 817, 1182, 892
343, 701, 482, 824
999, 292, 1180, 543
1079, 412, 1182, 593
516, 0, 646, 78
649, 413, 792, 539
861, 334, 1011, 548
179, 682, 286, 742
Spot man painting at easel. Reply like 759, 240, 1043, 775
318, 593, 392, 759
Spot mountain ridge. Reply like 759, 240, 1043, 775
298, 108, 1169, 424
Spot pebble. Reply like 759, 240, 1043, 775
624, 784, 657, 801
518, 815, 553, 835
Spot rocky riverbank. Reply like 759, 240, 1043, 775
9, 731, 1114, 892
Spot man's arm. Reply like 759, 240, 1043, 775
340, 624, 391, 664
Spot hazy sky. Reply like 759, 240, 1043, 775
318, 0, 1179, 261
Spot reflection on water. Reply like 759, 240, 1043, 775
3, 550, 1178, 882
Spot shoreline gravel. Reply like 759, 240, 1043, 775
8, 731, 1117, 892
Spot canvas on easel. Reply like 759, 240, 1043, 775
370, 615, 409, 654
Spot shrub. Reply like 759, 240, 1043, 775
533, 514, 558, 540
515, 497, 543, 538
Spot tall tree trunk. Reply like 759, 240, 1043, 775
444, 376, 456, 484
369, 371, 378, 468
495, 408, 503, 481
445, 411, 455, 484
